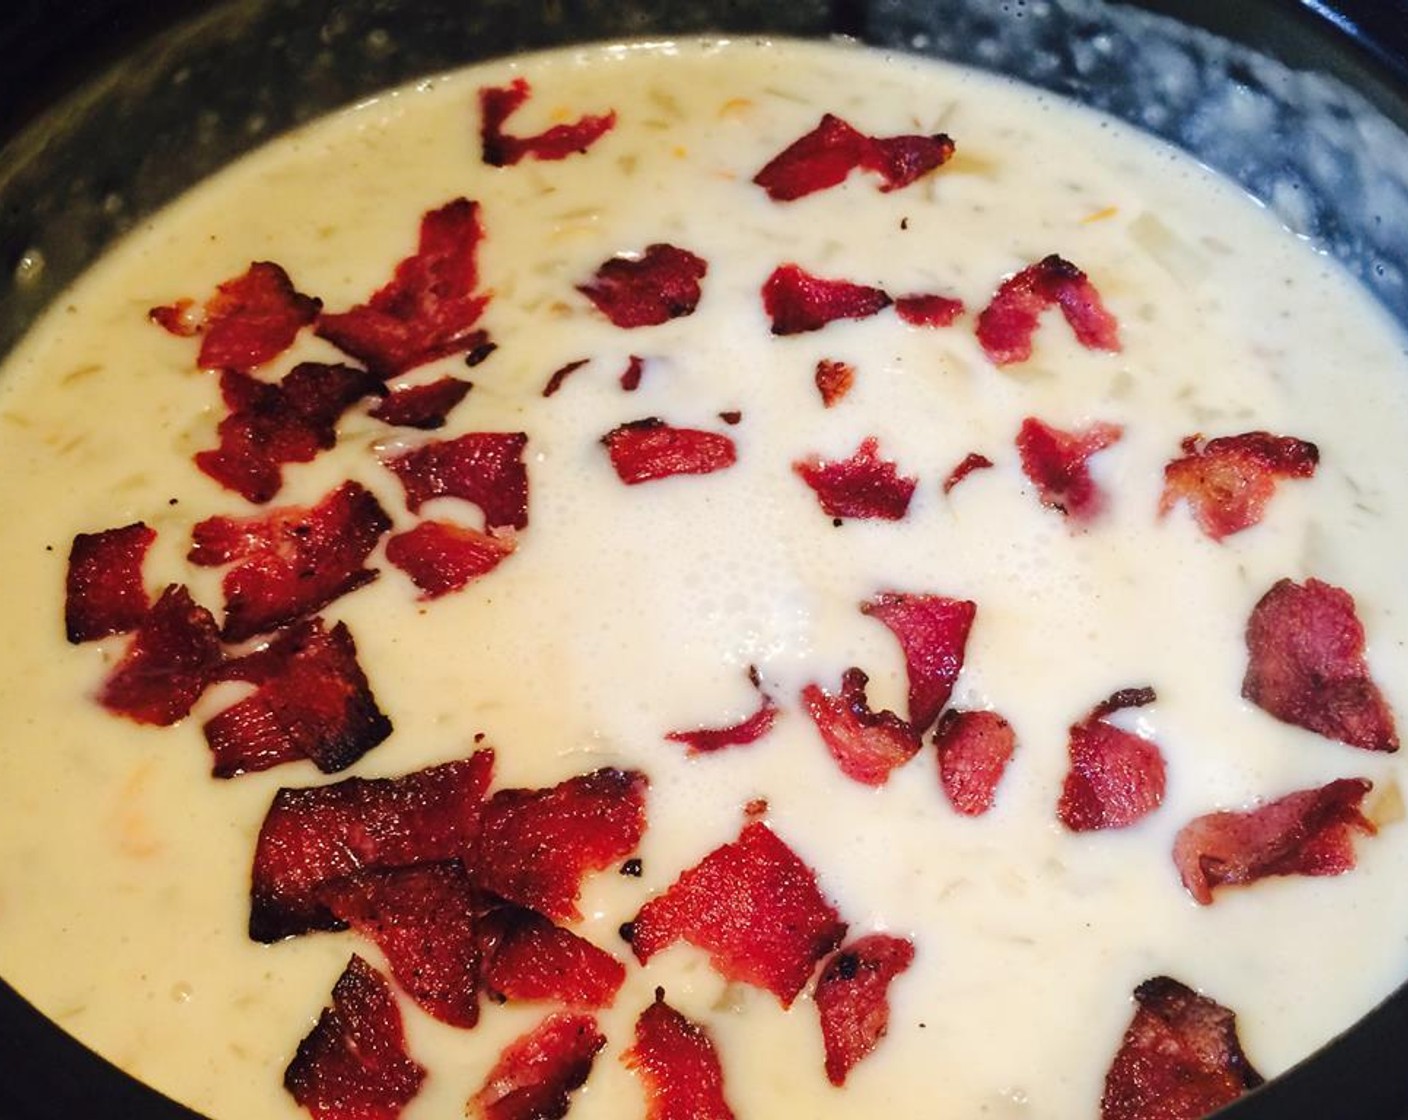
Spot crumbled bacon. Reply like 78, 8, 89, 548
814, 359, 855, 407
317, 198, 491, 377
762, 264, 891, 336
284, 955, 426, 1120
1242, 578, 1398, 752
479, 77, 617, 167
476, 768, 648, 922
619, 354, 646, 391
470, 1012, 607, 1120
188, 480, 391, 642
195, 363, 382, 503
1058, 687, 1165, 832
204, 617, 391, 777
1016, 416, 1123, 522
577, 244, 708, 329
150, 261, 321, 371
793, 437, 916, 521
1172, 777, 1376, 905
942, 452, 995, 494
861, 591, 976, 732
542, 359, 589, 399
976, 254, 1120, 365
249, 751, 493, 942
317, 861, 480, 1028
623, 990, 736, 1120
383, 431, 530, 531
933, 709, 1017, 816
752, 113, 954, 202
97, 584, 223, 726
628, 820, 846, 1006
385, 520, 516, 600
1160, 431, 1319, 541
369, 376, 473, 429
801, 668, 921, 786
601, 419, 737, 484
1100, 976, 1263, 1120
478, 904, 627, 1008
893, 293, 964, 327
814, 933, 916, 1086
65, 522, 155, 643
666, 667, 778, 755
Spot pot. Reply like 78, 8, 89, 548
2, 2, 1406, 1117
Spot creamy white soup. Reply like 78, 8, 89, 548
1, 35, 1407, 1120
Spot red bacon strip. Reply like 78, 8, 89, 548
1242, 578, 1398, 752
762, 264, 891, 336
369, 376, 473, 429
1173, 777, 1376, 905
861, 591, 976, 732
934, 709, 1017, 816
97, 584, 223, 726
942, 452, 995, 494
1101, 976, 1263, 1120
1057, 688, 1165, 832
814, 359, 855, 407
195, 363, 382, 503
479, 77, 616, 167
249, 751, 493, 942
385, 520, 516, 600
623, 990, 736, 1120
893, 293, 964, 327
477, 768, 647, 922
478, 904, 627, 1009
1016, 416, 1123, 523
470, 1012, 607, 1120
802, 668, 921, 786
1160, 431, 1319, 541
65, 522, 155, 643
814, 933, 916, 1086
976, 254, 1120, 365
383, 431, 530, 531
578, 244, 708, 329
204, 617, 391, 778
317, 198, 490, 377
666, 667, 778, 755
150, 261, 321, 371
284, 955, 426, 1120
189, 480, 391, 642
602, 419, 737, 484
752, 113, 954, 202
628, 820, 846, 1006
794, 436, 916, 521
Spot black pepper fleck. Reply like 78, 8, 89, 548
620, 858, 643, 877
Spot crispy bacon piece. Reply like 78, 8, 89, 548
189, 480, 391, 642
976, 254, 1121, 365
619, 355, 646, 391
284, 955, 426, 1120
471, 1012, 606, 1120
1173, 777, 1376, 905
1016, 416, 1123, 523
477, 768, 648, 922
933, 709, 1017, 816
578, 244, 708, 329
97, 584, 222, 726
369, 376, 473, 429
478, 904, 626, 1008
318, 861, 480, 1028
383, 431, 529, 531
628, 820, 846, 1006
204, 617, 391, 777
1101, 976, 1263, 1120
814, 359, 855, 407
942, 452, 995, 494
542, 359, 589, 399
1242, 578, 1398, 752
861, 591, 976, 732
479, 77, 617, 167
762, 264, 891, 336
65, 522, 155, 643
150, 261, 321, 371
623, 990, 736, 1120
385, 521, 516, 600
602, 419, 737, 484
793, 436, 916, 521
893, 293, 964, 327
666, 667, 778, 755
317, 198, 490, 377
1160, 432, 1319, 541
196, 363, 382, 503
1058, 688, 1165, 832
752, 113, 954, 202
249, 751, 493, 942
801, 668, 921, 786
814, 933, 916, 1086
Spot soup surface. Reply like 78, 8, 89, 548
1, 35, 1407, 1120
